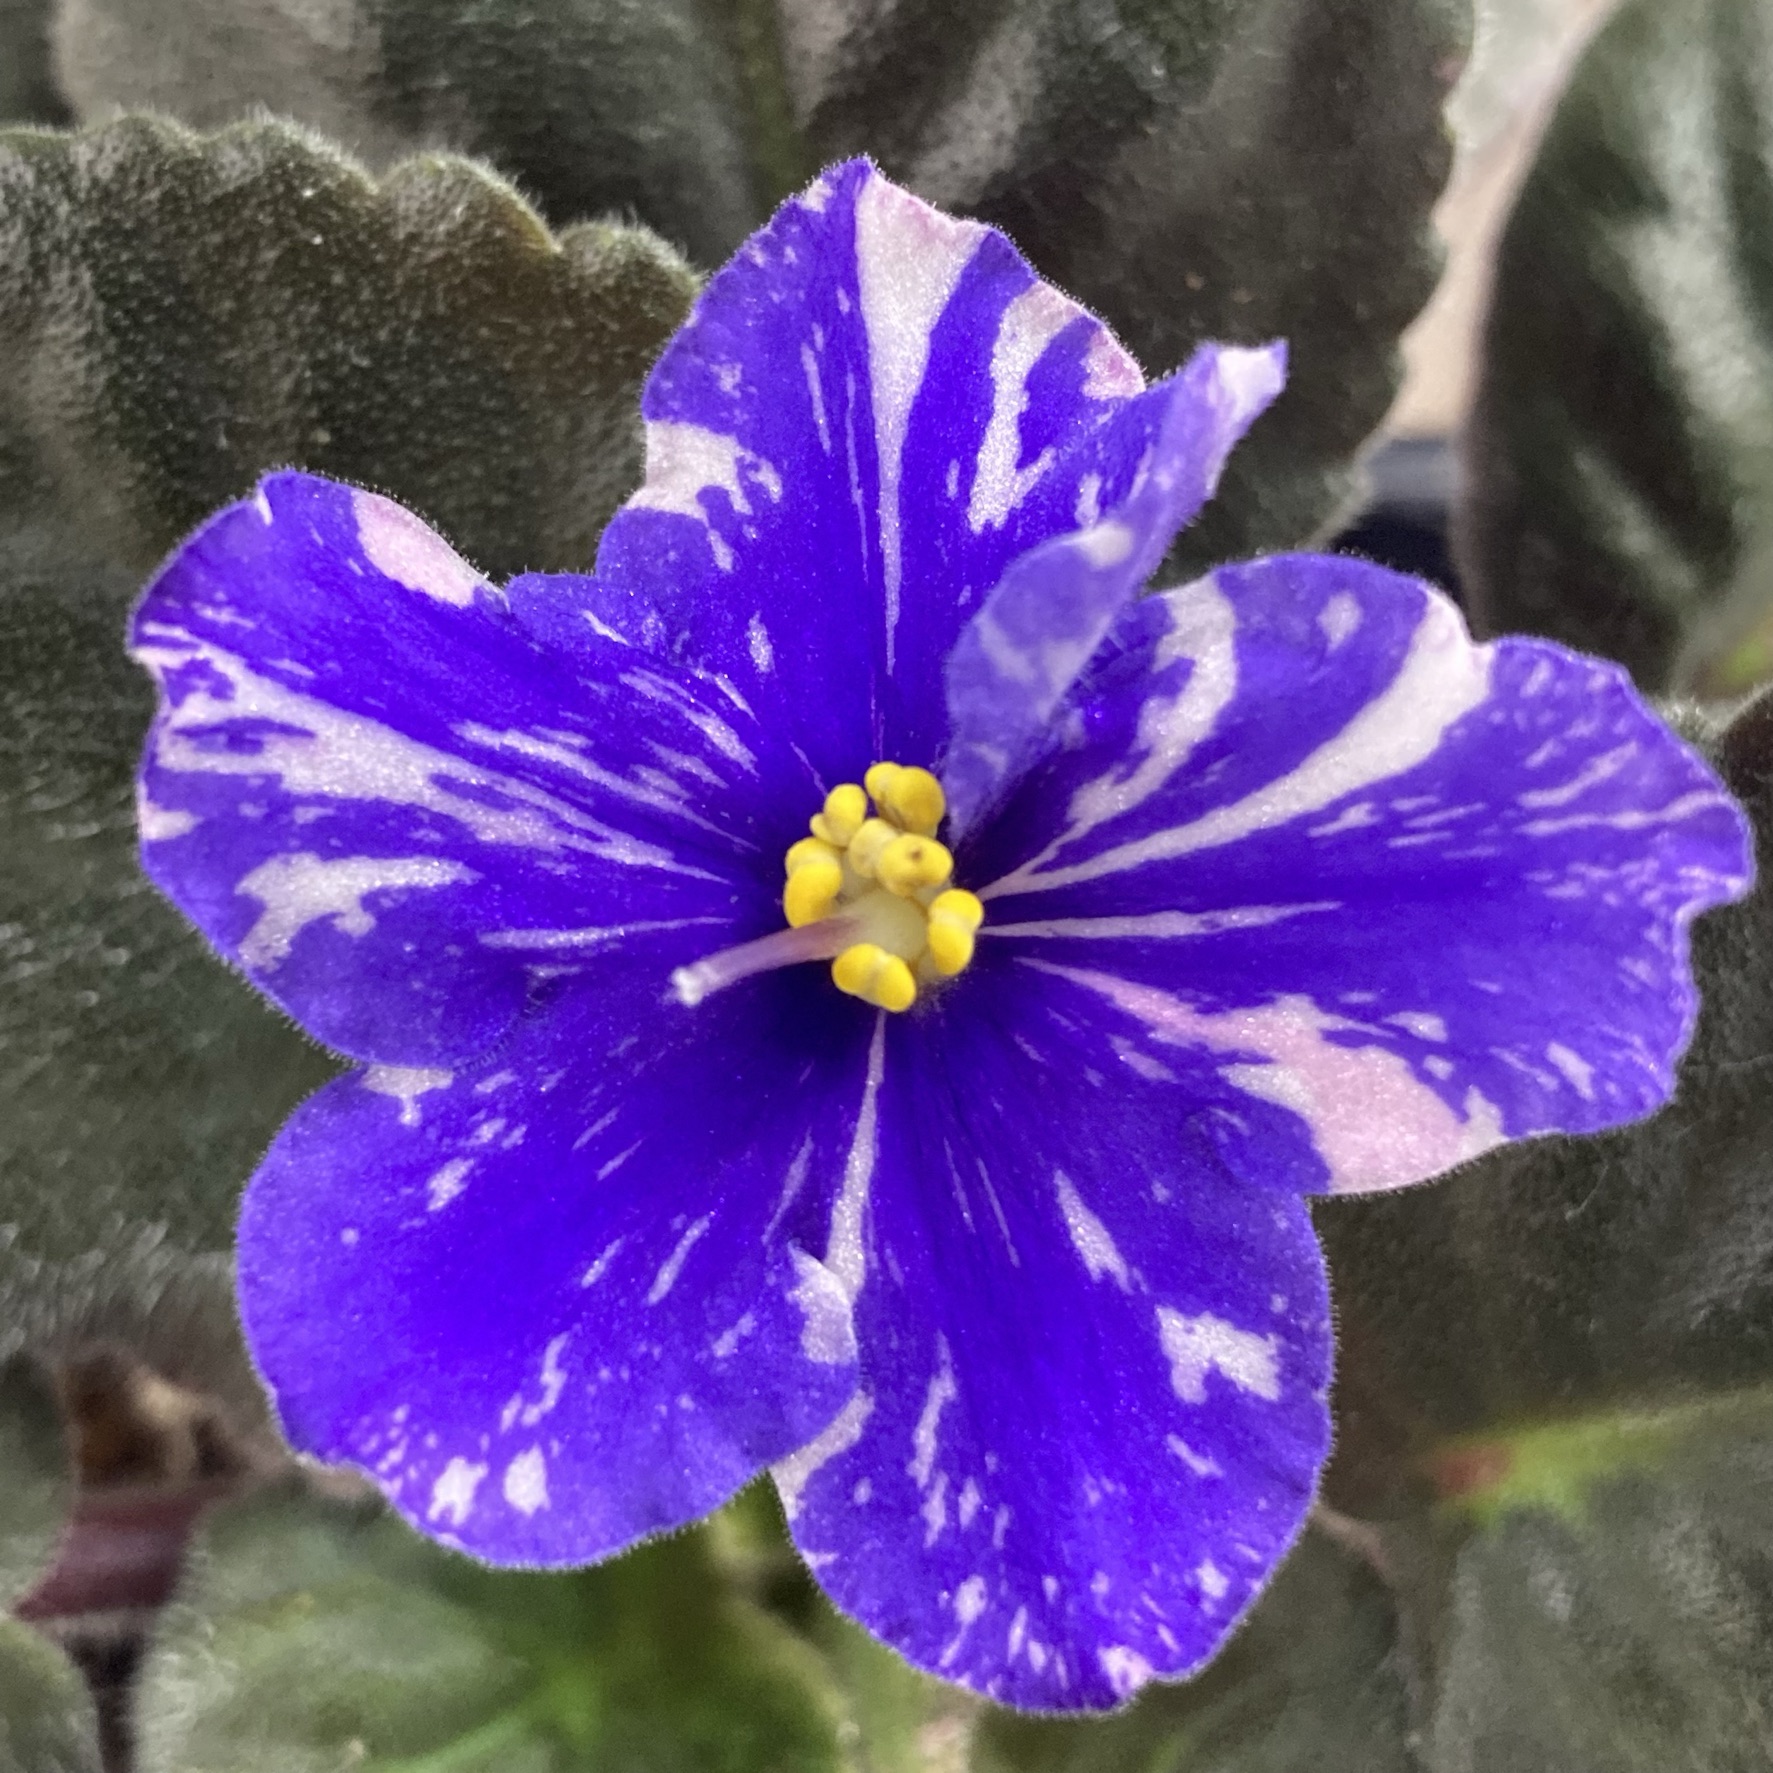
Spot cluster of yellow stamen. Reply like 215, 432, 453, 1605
783, 762, 984, 1012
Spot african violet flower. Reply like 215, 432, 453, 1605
130, 159, 1749, 1710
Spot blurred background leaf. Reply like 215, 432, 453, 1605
51, 0, 776, 268
0, 0, 67, 128
1386, 1399, 1773, 1772
2, 1238, 289, 1769
0, 117, 696, 1260
0, 1236, 281, 1474
710, 1481, 981, 1773
1459, 0, 1773, 695
43, 0, 1470, 570
0, 1355, 69, 1610
133, 1478, 857, 1773
0, 1615, 101, 1773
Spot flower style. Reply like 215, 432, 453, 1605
130, 160, 1750, 1711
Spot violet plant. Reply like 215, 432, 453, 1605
128, 159, 1748, 1712
7, 2, 1773, 1769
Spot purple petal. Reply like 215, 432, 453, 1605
965, 553, 1752, 1193
131, 471, 806, 1065
238, 965, 875, 1562
773, 992, 1332, 1710
941, 344, 1285, 835
583, 159, 1164, 780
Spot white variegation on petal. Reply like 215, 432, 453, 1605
236, 853, 475, 969
1036, 963, 1506, 1194
353, 488, 485, 607
781, 1003, 1333, 1709
975, 552, 1751, 1191
986, 576, 1489, 899
824, 1015, 887, 1302
853, 172, 987, 665
942, 344, 1286, 835
629, 422, 787, 573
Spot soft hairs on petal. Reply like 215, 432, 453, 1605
971, 553, 1753, 1194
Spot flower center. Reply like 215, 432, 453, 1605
668, 762, 984, 1013
779, 762, 984, 1012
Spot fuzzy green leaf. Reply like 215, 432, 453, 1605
52, 0, 776, 268
0, 116, 697, 589
1366, 1394, 1773, 1772
0, 1615, 100, 1773
0, 117, 696, 1257
708, 1481, 981, 1773
1459, 0, 1773, 694
50, 0, 1469, 565
133, 1479, 853, 1773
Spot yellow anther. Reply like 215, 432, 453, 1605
931, 887, 984, 928
875, 833, 954, 898
785, 835, 841, 876
877, 765, 946, 836
832, 943, 918, 1012
926, 888, 985, 976
783, 839, 844, 928
810, 782, 868, 848
864, 762, 903, 807
846, 817, 901, 880
769, 761, 980, 1003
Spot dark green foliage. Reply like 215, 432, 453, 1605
133, 1480, 854, 1773
0, 0, 67, 127
0, 116, 697, 587
1393, 1423, 1773, 1773
0, 1617, 100, 1773
48, 0, 1468, 567
0, 118, 696, 1258
1459, 0, 1773, 696
0, 1355, 69, 1609
52, 0, 779, 268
